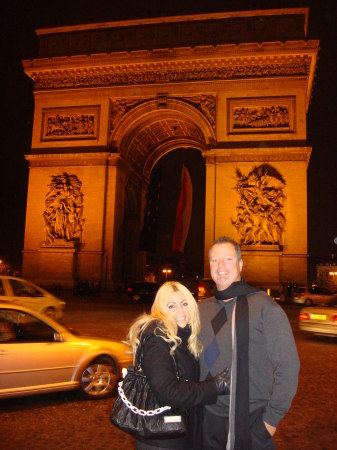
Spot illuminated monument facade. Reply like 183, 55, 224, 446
22, 8, 319, 289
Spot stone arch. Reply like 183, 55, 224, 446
110, 97, 216, 178
109, 98, 214, 284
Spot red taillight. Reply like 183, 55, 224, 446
332, 315, 337, 323
127, 287, 133, 293
299, 312, 309, 320
300, 292, 306, 296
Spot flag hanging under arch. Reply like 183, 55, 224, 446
138, 166, 162, 252
171, 164, 193, 253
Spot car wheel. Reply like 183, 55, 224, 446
44, 307, 57, 320
305, 298, 313, 306
79, 357, 117, 399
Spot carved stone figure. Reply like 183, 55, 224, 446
43, 173, 85, 244
184, 95, 216, 129
233, 105, 290, 129
45, 113, 95, 137
232, 164, 286, 246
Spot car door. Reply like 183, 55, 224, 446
0, 279, 8, 301
316, 287, 337, 305
0, 309, 78, 396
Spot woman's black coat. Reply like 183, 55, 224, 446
137, 321, 217, 449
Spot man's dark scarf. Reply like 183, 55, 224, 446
214, 279, 260, 450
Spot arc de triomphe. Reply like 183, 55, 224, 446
21, 8, 319, 290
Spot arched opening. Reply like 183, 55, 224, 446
129, 147, 206, 285
111, 97, 214, 287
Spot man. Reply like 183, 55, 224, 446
199, 236, 300, 450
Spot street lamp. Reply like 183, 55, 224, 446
162, 269, 172, 281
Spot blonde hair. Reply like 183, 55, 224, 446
127, 281, 202, 360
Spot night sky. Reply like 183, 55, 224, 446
1, 0, 336, 270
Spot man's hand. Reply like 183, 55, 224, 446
264, 421, 276, 436
213, 368, 230, 394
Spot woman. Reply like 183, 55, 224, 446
127, 281, 229, 450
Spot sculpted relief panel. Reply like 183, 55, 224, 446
31, 56, 310, 90
43, 173, 85, 244
232, 164, 286, 248
183, 95, 216, 129
41, 106, 100, 141
228, 97, 295, 134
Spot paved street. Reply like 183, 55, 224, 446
1, 292, 336, 449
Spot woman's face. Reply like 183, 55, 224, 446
165, 291, 191, 328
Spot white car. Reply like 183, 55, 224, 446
292, 285, 337, 306
0, 303, 133, 399
299, 301, 337, 337
0, 275, 65, 319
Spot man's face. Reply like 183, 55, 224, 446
209, 242, 243, 291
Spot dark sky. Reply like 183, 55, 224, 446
1, 0, 336, 269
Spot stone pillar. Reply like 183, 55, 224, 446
203, 155, 216, 278
38, 240, 77, 286
22, 152, 121, 288
202, 147, 310, 288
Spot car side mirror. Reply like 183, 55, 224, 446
54, 332, 63, 342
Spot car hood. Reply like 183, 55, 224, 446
65, 332, 131, 352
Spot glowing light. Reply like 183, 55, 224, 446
162, 269, 172, 281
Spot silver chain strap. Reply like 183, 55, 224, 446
117, 381, 172, 416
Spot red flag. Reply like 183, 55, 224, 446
171, 165, 193, 253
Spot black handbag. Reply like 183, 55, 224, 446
110, 338, 187, 439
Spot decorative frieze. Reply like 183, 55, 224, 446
30, 56, 311, 91
228, 96, 295, 134
41, 106, 100, 141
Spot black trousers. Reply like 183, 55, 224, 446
135, 441, 193, 450
202, 407, 276, 450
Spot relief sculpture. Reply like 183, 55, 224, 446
109, 98, 142, 134
45, 113, 95, 137
184, 95, 216, 129
232, 164, 286, 247
233, 105, 290, 129
43, 173, 85, 244
41, 107, 100, 141
32, 59, 310, 90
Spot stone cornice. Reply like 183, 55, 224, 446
22, 41, 318, 108
25, 152, 120, 167
23, 40, 318, 72
202, 147, 312, 164
36, 8, 309, 36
